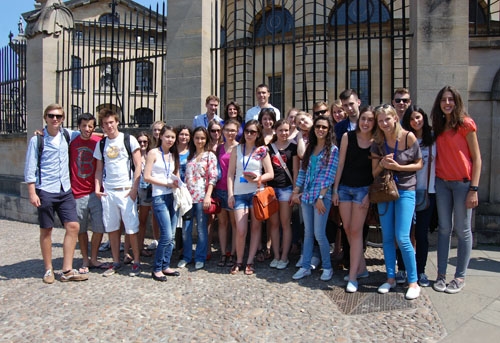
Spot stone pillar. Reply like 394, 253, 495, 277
166, 0, 218, 127
25, 34, 60, 140
409, 0, 469, 111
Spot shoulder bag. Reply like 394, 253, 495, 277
369, 141, 400, 204
253, 181, 279, 221
415, 145, 432, 211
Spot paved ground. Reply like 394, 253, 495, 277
0, 218, 499, 342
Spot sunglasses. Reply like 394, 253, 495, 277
394, 98, 410, 104
47, 113, 63, 120
244, 129, 258, 135
375, 104, 392, 111
210, 129, 221, 133
315, 124, 329, 130
138, 140, 148, 144
314, 109, 328, 116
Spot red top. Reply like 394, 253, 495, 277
70, 135, 101, 199
435, 116, 476, 181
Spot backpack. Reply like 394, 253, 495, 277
99, 132, 135, 180
36, 128, 71, 185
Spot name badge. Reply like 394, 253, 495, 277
240, 176, 248, 183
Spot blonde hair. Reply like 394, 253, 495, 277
373, 104, 402, 145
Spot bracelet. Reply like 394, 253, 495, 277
469, 186, 478, 192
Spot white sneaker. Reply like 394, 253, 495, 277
147, 240, 158, 250
405, 285, 421, 300
269, 259, 279, 268
292, 268, 311, 280
276, 260, 289, 270
295, 255, 303, 268
195, 262, 204, 270
378, 282, 396, 294
311, 256, 321, 270
177, 259, 188, 268
320, 268, 333, 281
346, 280, 358, 293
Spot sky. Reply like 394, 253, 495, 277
0, 0, 166, 47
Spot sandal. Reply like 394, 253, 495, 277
256, 250, 265, 262
217, 255, 227, 267
123, 254, 133, 265
226, 255, 235, 268
244, 263, 255, 275
78, 266, 89, 274
230, 263, 242, 275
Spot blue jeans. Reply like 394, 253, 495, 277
182, 202, 208, 263
378, 190, 417, 283
152, 194, 178, 273
301, 201, 332, 270
435, 178, 473, 279
415, 193, 436, 275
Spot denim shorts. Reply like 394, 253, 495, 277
338, 185, 369, 204
233, 192, 254, 211
214, 189, 231, 211
274, 185, 293, 202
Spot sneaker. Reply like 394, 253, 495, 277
102, 263, 121, 277
418, 273, 430, 287
42, 269, 54, 284
433, 276, 447, 292
405, 285, 421, 300
346, 280, 358, 293
343, 270, 370, 282
445, 278, 465, 294
378, 282, 396, 294
276, 260, 289, 270
320, 268, 334, 281
311, 256, 321, 270
177, 259, 189, 268
60, 269, 89, 282
292, 267, 311, 280
269, 259, 279, 268
395, 270, 407, 284
99, 241, 110, 252
129, 263, 141, 277
295, 255, 303, 268
195, 262, 205, 270
147, 240, 158, 250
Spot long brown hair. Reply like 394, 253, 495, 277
157, 126, 180, 175
302, 115, 335, 171
431, 85, 468, 137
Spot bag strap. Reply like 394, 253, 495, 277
425, 145, 431, 192
270, 143, 293, 183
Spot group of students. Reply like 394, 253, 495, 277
26, 84, 481, 299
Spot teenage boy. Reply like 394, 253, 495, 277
70, 113, 107, 272
245, 84, 281, 122
94, 109, 142, 277
392, 87, 412, 121
334, 89, 361, 147
192, 95, 223, 129
24, 104, 88, 283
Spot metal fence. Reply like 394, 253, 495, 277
0, 41, 26, 133
56, 2, 167, 129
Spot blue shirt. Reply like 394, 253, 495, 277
295, 145, 339, 204
24, 127, 78, 193
192, 113, 223, 129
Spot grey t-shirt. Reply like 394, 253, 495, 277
371, 138, 422, 191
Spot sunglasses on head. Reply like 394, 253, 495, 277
375, 104, 392, 111
47, 113, 63, 120
394, 98, 410, 104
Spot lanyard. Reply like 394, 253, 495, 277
384, 138, 398, 182
159, 146, 171, 177
242, 145, 255, 171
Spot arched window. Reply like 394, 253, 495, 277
71, 56, 82, 90
98, 58, 120, 91
135, 60, 153, 92
330, 0, 390, 26
134, 107, 153, 127
99, 13, 120, 25
254, 8, 294, 38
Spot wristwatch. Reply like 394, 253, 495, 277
469, 186, 478, 192
318, 194, 324, 200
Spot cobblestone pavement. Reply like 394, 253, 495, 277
0, 219, 446, 342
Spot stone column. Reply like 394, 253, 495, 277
25, 34, 60, 139
409, 0, 469, 111
166, 0, 218, 126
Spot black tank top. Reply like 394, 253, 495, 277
340, 131, 374, 187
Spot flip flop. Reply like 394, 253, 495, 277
78, 266, 89, 274
89, 262, 111, 270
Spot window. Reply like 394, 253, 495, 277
330, 0, 390, 26
71, 105, 82, 125
135, 61, 153, 92
71, 56, 82, 90
350, 70, 369, 106
99, 13, 120, 25
134, 107, 153, 127
268, 75, 282, 113
255, 8, 294, 38
98, 58, 120, 91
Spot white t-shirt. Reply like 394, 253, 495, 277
245, 105, 281, 123
93, 132, 140, 189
